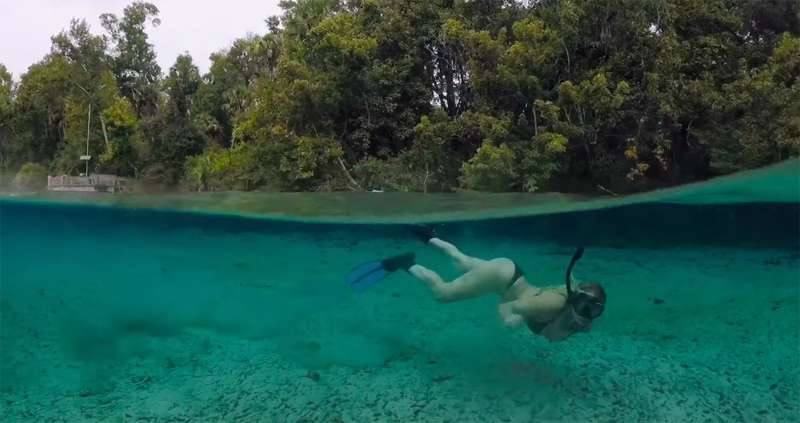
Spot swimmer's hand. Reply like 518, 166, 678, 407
503, 314, 524, 328
498, 303, 524, 328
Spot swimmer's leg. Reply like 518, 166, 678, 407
407, 260, 503, 303
429, 238, 487, 273
406, 225, 486, 272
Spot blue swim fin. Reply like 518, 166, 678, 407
346, 252, 416, 293
347, 260, 390, 293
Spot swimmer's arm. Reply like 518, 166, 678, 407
498, 292, 565, 328
510, 292, 566, 321
497, 303, 524, 328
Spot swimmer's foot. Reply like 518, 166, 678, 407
381, 252, 416, 272
406, 224, 437, 244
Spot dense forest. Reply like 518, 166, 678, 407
0, 0, 798, 194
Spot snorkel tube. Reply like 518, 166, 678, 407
564, 247, 585, 302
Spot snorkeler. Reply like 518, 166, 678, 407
346, 225, 607, 342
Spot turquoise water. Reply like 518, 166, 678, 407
1, 192, 799, 421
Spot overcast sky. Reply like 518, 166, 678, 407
0, 0, 283, 80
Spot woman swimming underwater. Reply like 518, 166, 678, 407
346, 225, 607, 342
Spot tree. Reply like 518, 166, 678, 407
1, 0, 797, 194
142, 54, 206, 184
49, 19, 116, 174
100, 1, 162, 117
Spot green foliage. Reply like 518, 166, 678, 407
699, 33, 800, 173
53, 98, 102, 175
100, 1, 162, 116
461, 142, 518, 192
185, 128, 343, 192
519, 132, 569, 192
13, 163, 48, 190
184, 143, 258, 192
0, 64, 11, 115
2, 0, 798, 193
100, 96, 141, 176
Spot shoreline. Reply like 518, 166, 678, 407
0, 159, 797, 223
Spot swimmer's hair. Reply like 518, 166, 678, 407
578, 282, 606, 305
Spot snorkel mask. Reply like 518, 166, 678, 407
565, 248, 605, 320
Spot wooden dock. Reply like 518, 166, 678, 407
47, 174, 130, 193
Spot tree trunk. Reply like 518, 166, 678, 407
100, 116, 110, 146
337, 157, 361, 191
439, 56, 457, 117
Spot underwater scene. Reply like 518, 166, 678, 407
1, 162, 799, 423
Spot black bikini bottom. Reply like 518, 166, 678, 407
508, 261, 525, 288
510, 262, 545, 334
